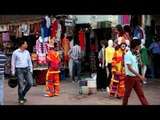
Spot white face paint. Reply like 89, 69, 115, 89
120, 43, 126, 50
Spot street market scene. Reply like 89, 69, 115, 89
0, 15, 160, 105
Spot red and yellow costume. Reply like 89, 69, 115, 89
109, 38, 127, 98
45, 48, 61, 96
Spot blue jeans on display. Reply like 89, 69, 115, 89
0, 75, 4, 105
72, 59, 81, 81
16, 67, 33, 100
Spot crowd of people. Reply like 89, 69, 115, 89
95, 23, 160, 105
0, 22, 160, 105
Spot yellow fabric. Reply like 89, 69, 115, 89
105, 47, 115, 63
48, 71, 60, 73
111, 49, 126, 74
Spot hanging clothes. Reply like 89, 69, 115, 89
118, 15, 123, 25
78, 30, 85, 50
22, 23, 30, 36
33, 22, 41, 35
42, 16, 51, 42
2, 32, 10, 41
50, 18, 58, 39
0, 25, 7, 32
30, 23, 34, 35
16, 25, 23, 38
56, 23, 62, 41
60, 20, 66, 34
122, 15, 130, 25
66, 26, 74, 37
36, 36, 47, 65
9, 25, 14, 36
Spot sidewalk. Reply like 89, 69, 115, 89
4, 77, 160, 105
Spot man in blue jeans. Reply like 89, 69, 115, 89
11, 39, 33, 105
68, 40, 82, 82
0, 51, 6, 105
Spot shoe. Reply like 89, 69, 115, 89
117, 96, 123, 99
32, 83, 37, 87
54, 93, 59, 96
143, 81, 147, 84
18, 98, 27, 105
43, 93, 54, 97
18, 100, 25, 105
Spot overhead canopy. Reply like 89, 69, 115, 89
0, 15, 45, 24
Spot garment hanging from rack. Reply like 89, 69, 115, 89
36, 36, 47, 65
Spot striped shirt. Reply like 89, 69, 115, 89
68, 44, 82, 60
0, 51, 6, 75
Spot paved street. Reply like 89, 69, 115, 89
4, 78, 160, 105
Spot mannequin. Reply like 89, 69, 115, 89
68, 37, 74, 77
97, 40, 107, 91
105, 39, 115, 92
140, 39, 150, 84
62, 33, 70, 68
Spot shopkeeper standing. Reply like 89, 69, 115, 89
11, 39, 33, 105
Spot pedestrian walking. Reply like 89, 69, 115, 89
11, 39, 34, 105
123, 38, 149, 105
68, 40, 82, 83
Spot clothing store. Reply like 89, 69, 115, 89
0, 15, 75, 85
74, 15, 114, 75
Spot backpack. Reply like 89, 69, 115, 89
47, 50, 61, 71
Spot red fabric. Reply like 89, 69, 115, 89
78, 31, 85, 50
123, 76, 149, 105
34, 23, 41, 35
50, 20, 58, 39
90, 44, 96, 51
62, 38, 70, 61
46, 50, 61, 71
46, 72, 60, 95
